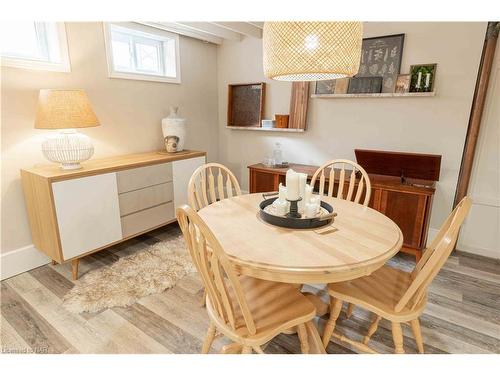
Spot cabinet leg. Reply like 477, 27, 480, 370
71, 259, 80, 280
415, 252, 422, 262
51, 260, 57, 265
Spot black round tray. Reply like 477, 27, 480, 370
259, 197, 336, 229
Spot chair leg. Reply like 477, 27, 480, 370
202, 322, 216, 354
346, 303, 354, 318
199, 289, 207, 307
391, 322, 405, 354
363, 314, 381, 344
322, 297, 343, 348
220, 343, 242, 354
410, 319, 424, 354
297, 324, 309, 354
241, 346, 252, 354
252, 346, 265, 354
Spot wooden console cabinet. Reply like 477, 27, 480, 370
21, 150, 205, 279
248, 163, 436, 261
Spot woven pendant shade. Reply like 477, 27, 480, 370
263, 22, 363, 81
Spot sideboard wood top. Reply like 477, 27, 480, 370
22, 150, 206, 181
248, 163, 436, 194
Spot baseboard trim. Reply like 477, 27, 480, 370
456, 244, 499, 260
0, 245, 51, 281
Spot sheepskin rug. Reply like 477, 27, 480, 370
63, 235, 195, 313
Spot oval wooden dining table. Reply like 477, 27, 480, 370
197, 193, 403, 353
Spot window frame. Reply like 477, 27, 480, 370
0, 22, 71, 72
103, 22, 181, 84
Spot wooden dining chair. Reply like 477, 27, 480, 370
188, 163, 242, 306
321, 197, 472, 354
310, 159, 372, 207
310, 159, 372, 318
176, 205, 317, 354
188, 163, 242, 211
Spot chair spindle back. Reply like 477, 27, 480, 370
310, 159, 372, 206
176, 205, 256, 335
395, 197, 472, 312
188, 163, 242, 211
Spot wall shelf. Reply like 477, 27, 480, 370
226, 126, 305, 133
311, 92, 436, 99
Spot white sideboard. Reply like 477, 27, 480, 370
21, 150, 205, 279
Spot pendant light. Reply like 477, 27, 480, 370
263, 22, 363, 81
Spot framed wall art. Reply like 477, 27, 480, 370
227, 82, 265, 127
356, 33, 405, 93
314, 80, 336, 95
409, 64, 437, 93
395, 74, 410, 93
347, 77, 383, 94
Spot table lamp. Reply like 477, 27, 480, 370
35, 89, 100, 170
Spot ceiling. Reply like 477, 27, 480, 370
139, 22, 263, 44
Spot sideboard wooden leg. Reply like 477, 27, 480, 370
71, 259, 80, 280
51, 260, 57, 265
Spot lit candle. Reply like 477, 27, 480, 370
425, 73, 431, 88
278, 183, 287, 203
416, 71, 422, 88
286, 169, 299, 200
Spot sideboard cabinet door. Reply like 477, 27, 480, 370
379, 190, 428, 249
52, 173, 123, 260
172, 156, 206, 209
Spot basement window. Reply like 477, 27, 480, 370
0, 22, 70, 72
103, 23, 180, 83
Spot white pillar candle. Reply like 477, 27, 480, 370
297, 173, 307, 212
310, 195, 321, 212
416, 71, 422, 88
305, 202, 318, 218
425, 73, 431, 88
278, 183, 287, 202
286, 169, 299, 200
275, 200, 288, 216
304, 184, 313, 205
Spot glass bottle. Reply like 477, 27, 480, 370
273, 142, 283, 166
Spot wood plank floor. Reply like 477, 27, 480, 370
2, 223, 499, 354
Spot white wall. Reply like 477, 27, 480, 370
458, 37, 500, 259
1, 22, 219, 260
217, 22, 487, 241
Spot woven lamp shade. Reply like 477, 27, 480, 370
263, 22, 363, 81
35, 89, 100, 129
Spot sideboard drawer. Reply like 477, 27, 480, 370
118, 182, 173, 216
121, 202, 175, 238
117, 162, 173, 193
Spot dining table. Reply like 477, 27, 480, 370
197, 193, 403, 353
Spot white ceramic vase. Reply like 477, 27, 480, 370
161, 106, 186, 153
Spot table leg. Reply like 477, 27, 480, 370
303, 292, 329, 317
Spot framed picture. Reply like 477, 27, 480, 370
409, 64, 437, 93
395, 74, 410, 94
334, 78, 350, 94
356, 33, 405, 93
227, 83, 265, 127
314, 80, 336, 95
347, 77, 383, 94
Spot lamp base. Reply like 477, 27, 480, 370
42, 129, 94, 170
60, 162, 83, 170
